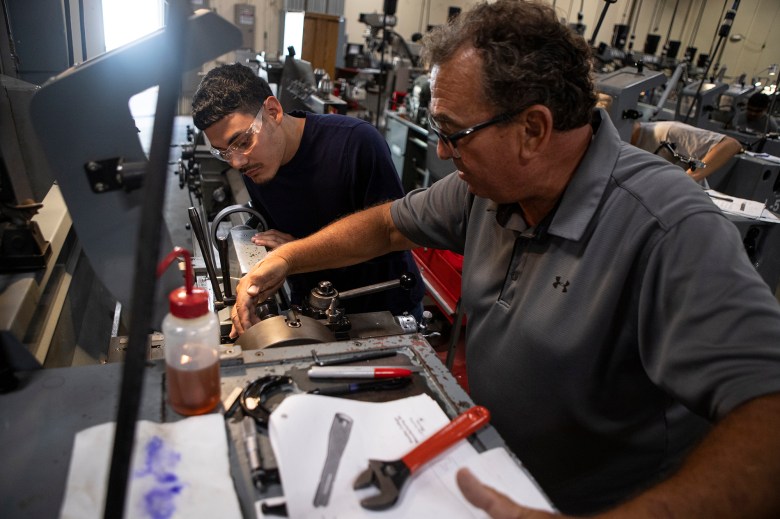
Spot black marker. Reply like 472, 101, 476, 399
308, 377, 411, 396
311, 349, 397, 366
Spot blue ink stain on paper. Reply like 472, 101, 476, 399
144, 486, 183, 519
133, 436, 185, 519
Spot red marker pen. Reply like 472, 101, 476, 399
307, 366, 417, 379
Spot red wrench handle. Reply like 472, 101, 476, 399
401, 405, 491, 474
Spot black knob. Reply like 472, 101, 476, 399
399, 272, 417, 290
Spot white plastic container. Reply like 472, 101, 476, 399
158, 247, 221, 416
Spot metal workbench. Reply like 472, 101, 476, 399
1, 334, 508, 518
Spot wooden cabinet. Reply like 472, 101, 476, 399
302, 12, 340, 80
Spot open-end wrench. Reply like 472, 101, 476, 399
353, 405, 490, 510
313, 412, 354, 507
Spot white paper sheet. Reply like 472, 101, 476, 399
59, 414, 242, 519
745, 151, 780, 165
268, 393, 553, 518
706, 189, 780, 222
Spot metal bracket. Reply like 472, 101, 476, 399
622, 108, 641, 120
84, 158, 147, 193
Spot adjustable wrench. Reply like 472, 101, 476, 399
353, 405, 490, 510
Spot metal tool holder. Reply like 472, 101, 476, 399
217, 334, 508, 515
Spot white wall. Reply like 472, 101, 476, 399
568, 0, 780, 82
206, 0, 281, 63
342, 0, 473, 45
339, 0, 779, 83
203, 0, 779, 84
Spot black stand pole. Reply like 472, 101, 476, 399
102, 2, 190, 517
682, 35, 723, 123
683, 0, 740, 123
589, 0, 618, 47
756, 73, 780, 153
375, 11, 391, 129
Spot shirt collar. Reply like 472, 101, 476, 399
494, 199, 561, 239
544, 108, 621, 241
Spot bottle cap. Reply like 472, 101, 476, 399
157, 247, 210, 318
167, 285, 209, 318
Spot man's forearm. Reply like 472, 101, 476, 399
602, 392, 780, 518
232, 202, 418, 335
690, 137, 742, 181
270, 202, 417, 275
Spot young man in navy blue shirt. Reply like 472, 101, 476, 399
192, 64, 423, 335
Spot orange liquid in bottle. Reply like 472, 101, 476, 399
166, 360, 220, 416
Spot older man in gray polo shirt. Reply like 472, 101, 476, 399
232, 1, 780, 517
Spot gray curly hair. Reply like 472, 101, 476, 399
421, 0, 596, 131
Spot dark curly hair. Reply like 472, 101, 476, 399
421, 0, 596, 131
747, 92, 770, 110
191, 63, 273, 130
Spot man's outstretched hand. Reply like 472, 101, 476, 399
457, 468, 562, 519
230, 253, 291, 338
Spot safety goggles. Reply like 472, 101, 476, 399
210, 107, 264, 162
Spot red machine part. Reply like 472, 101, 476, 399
412, 247, 463, 322
412, 247, 469, 392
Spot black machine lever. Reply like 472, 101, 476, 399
216, 235, 235, 305
337, 272, 416, 301
187, 206, 223, 303
304, 273, 416, 317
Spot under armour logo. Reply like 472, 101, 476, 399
552, 276, 570, 292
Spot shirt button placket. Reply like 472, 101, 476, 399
499, 238, 526, 304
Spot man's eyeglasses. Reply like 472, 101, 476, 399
427, 108, 523, 158
210, 107, 264, 162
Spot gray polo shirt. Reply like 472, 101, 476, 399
391, 110, 780, 514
